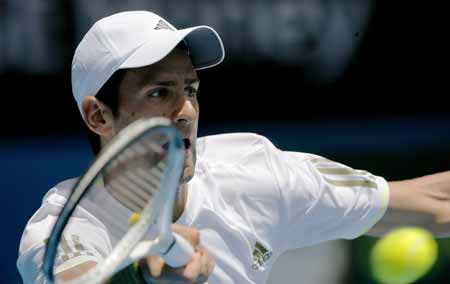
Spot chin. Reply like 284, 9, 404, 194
180, 164, 195, 184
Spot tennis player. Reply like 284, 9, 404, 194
18, 11, 450, 284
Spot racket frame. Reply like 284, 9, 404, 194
43, 118, 185, 284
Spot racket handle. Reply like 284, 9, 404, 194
162, 232, 195, 267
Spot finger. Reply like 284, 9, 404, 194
157, 246, 213, 283
193, 246, 214, 279
172, 224, 200, 247
178, 252, 202, 280
175, 244, 214, 281
146, 255, 165, 278
200, 247, 215, 276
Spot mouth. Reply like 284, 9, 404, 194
182, 138, 192, 151
180, 137, 195, 183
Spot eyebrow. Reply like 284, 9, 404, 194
155, 79, 199, 86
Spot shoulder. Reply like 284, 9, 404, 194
193, 132, 281, 202
196, 133, 274, 166
42, 177, 78, 205
193, 133, 283, 219
29, 177, 79, 223
19, 177, 78, 254
198, 132, 270, 146
195, 132, 318, 177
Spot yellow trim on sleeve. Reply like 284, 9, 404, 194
356, 179, 389, 237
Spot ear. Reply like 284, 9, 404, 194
82, 96, 115, 139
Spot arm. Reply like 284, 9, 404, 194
367, 171, 450, 237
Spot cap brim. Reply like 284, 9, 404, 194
119, 26, 225, 71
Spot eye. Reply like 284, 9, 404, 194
148, 88, 169, 99
185, 86, 199, 98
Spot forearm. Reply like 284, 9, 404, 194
368, 171, 450, 237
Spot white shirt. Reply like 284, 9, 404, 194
17, 133, 389, 284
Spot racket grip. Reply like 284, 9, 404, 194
162, 232, 195, 267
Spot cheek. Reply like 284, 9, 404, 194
122, 100, 166, 120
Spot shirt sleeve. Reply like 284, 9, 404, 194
17, 190, 111, 284
261, 138, 389, 250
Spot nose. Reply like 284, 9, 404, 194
172, 94, 197, 127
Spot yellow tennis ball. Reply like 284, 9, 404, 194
128, 212, 141, 226
370, 227, 438, 284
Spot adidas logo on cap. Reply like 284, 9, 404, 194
155, 19, 174, 31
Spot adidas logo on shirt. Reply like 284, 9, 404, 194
155, 19, 174, 31
252, 241, 272, 270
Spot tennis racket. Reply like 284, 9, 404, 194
42, 117, 194, 284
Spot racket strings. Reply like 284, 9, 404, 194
85, 201, 128, 242
108, 178, 148, 212
63, 139, 168, 246
107, 139, 165, 171
46, 120, 185, 284
105, 160, 165, 212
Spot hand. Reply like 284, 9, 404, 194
142, 224, 214, 283
369, 172, 450, 237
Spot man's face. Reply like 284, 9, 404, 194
112, 48, 200, 183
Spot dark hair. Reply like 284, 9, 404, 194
85, 69, 126, 154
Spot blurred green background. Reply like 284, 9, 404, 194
352, 237, 450, 284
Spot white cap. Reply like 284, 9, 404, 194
72, 11, 225, 117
